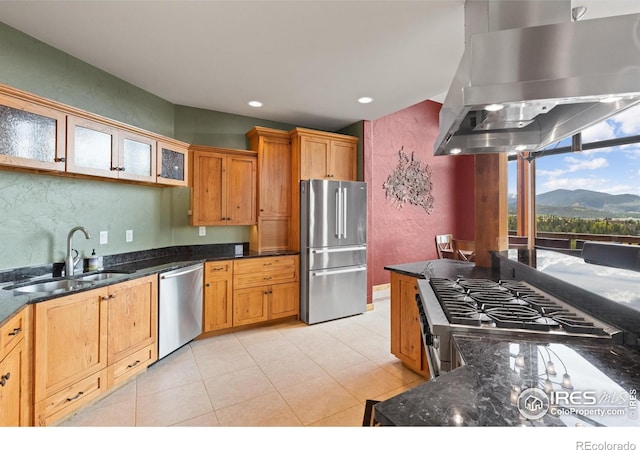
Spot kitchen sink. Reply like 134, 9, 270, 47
76, 272, 129, 282
9, 278, 94, 294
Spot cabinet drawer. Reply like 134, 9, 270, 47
234, 269, 297, 289
108, 345, 156, 388
0, 308, 26, 360
234, 256, 297, 275
35, 369, 108, 426
205, 260, 233, 279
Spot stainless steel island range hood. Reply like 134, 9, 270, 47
435, 5, 640, 156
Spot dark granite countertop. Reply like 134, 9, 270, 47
0, 243, 298, 325
375, 333, 640, 426
384, 259, 497, 280
378, 255, 640, 426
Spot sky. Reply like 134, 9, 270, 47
508, 103, 640, 196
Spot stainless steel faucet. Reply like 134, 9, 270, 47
65, 226, 91, 277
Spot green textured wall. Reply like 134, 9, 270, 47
0, 21, 358, 270
0, 22, 175, 137
174, 105, 295, 149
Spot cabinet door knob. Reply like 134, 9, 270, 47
54, 157, 66, 163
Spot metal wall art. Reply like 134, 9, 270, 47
383, 147, 435, 214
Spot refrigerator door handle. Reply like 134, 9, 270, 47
342, 187, 348, 239
311, 266, 367, 277
311, 245, 366, 254
335, 188, 340, 238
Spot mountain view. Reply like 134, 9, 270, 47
508, 189, 640, 219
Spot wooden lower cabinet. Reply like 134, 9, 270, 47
233, 286, 269, 326
389, 272, 430, 378
0, 306, 31, 427
203, 261, 233, 332
232, 255, 299, 327
106, 275, 158, 386
34, 274, 158, 425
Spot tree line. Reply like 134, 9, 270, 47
508, 215, 640, 236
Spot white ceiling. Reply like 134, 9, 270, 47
1, 1, 639, 131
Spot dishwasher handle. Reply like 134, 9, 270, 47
160, 265, 203, 279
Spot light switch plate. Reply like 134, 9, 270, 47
99, 231, 108, 245
126, 229, 133, 242
199, 226, 206, 236
235, 244, 243, 256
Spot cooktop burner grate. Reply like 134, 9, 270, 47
428, 277, 608, 335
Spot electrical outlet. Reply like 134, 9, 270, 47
99, 231, 108, 245
199, 226, 206, 236
235, 244, 243, 256
126, 229, 133, 242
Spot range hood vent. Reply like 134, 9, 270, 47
435, 12, 640, 156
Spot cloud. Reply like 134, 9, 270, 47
609, 104, 640, 136
563, 156, 609, 172
582, 119, 617, 142
537, 168, 565, 177
540, 176, 608, 192
622, 146, 640, 159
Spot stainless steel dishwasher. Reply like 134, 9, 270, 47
158, 263, 203, 360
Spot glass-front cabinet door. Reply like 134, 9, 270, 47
66, 115, 118, 179
0, 92, 66, 171
157, 140, 188, 187
119, 130, 156, 183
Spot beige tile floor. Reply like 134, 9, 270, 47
58, 290, 425, 427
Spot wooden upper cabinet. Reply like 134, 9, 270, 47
290, 127, 358, 181
300, 134, 330, 180
247, 127, 292, 253
118, 130, 157, 183
190, 146, 257, 226
67, 116, 159, 182
157, 139, 189, 187
0, 83, 191, 187
330, 139, 358, 181
289, 127, 358, 251
0, 91, 66, 172
66, 115, 119, 179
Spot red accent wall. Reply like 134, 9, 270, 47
364, 100, 475, 292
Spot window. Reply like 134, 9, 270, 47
509, 104, 640, 245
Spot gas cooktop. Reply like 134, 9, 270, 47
428, 277, 612, 336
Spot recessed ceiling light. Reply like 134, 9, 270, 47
484, 103, 504, 112
248, 101, 263, 108
358, 97, 374, 104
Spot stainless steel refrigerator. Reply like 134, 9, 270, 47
300, 179, 367, 324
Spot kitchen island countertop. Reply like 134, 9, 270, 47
379, 255, 640, 426
375, 332, 640, 426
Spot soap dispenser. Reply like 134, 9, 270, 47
84, 249, 103, 272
